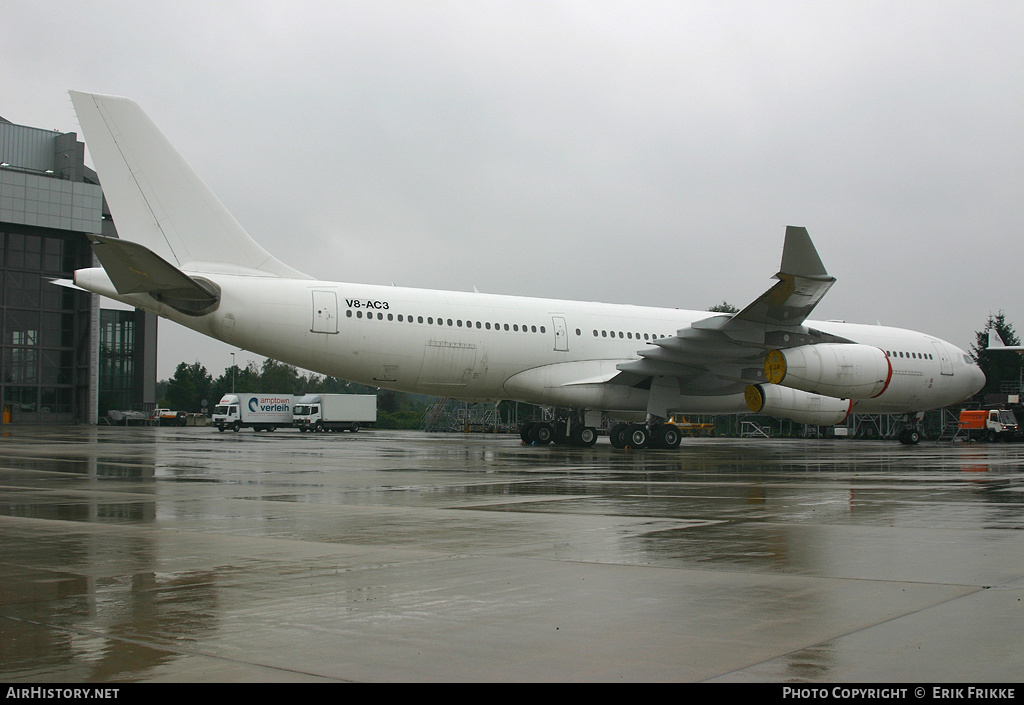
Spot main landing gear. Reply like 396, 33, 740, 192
519, 418, 683, 449
608, 422, 682, 450
519, 419, 598, 448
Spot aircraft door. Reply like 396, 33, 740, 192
311, 291, 338, 334
552, 316, 568, 351
931, 341, 953, 376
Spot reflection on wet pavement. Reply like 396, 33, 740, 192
2, 426, 1023, 681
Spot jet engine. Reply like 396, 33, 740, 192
744, 384, 852, 426
763, 344, 891, 399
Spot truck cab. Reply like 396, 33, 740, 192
212, 396, 242, 432
293, 399, 323, 432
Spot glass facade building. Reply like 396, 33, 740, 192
1, 116, 156, 424
98, 308, 155, 419
1, 229, 93, 422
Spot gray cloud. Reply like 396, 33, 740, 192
5, 1, 1021, 379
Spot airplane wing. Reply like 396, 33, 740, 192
612, 227, 848, 397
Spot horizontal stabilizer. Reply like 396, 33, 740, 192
50, 278, 88, 292
88, 235, 220, 316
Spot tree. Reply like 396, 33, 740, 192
259, 358, 301, 393
162, 362, 213, 412
971, 311, 1022, 395
707, 301, 739, 313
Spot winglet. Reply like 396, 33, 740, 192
780, 226, 828, 278
727, 226, 836, 330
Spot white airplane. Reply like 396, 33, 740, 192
66, 91, 985, 447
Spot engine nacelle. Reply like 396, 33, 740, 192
745, 384, 853, 426
763, 344, 892, 399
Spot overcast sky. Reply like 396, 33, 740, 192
5, 0, 1022, 381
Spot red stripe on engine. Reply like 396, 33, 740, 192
872, 349, 893, 398
841, 399, 854, 423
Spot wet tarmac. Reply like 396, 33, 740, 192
1, 425, 1023, 683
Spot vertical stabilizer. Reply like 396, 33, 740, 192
69, 91, 310, 279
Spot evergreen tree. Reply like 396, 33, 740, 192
972, 311, 1022, 395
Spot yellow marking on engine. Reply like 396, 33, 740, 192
764, 349, 787, 384
744, 385, 765, 413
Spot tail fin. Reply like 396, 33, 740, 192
988, 328, 1024, 352
69, 91, 310, 279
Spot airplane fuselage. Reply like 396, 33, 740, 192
76, 268, 984, 417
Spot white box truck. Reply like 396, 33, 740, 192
293, 394, 377, 432
212, 394, 294, 432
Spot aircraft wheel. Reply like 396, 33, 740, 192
898, 429, 921, 445
519, 423, 535, 443
660, 424, 682, 449
625, 424, 648, 449
530, 423, 554, 444
609, 424, 628, 449
571, 426, 598, 448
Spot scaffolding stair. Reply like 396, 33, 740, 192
936, 420, 965, 443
